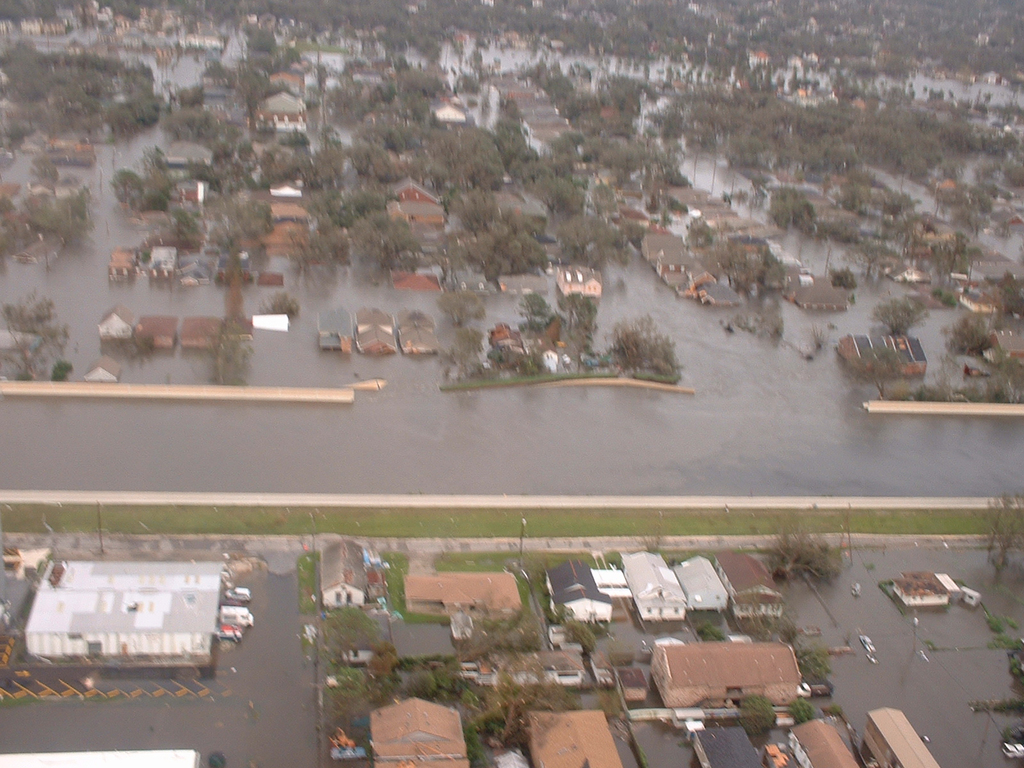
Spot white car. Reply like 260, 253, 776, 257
224, 587, 251, 603
859, 634, 876, 654
1004, 743, 1024, 759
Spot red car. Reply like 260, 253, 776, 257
216, 624, 243, 642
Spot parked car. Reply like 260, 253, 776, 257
1002, 742, 1024, 759
220, 606, 255, 627
224, 587, 251, 603
798, 679, 835, 698
859, 634, 876, 654
216, 625, 243, 642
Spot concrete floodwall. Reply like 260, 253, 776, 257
0, 381, 355, 404
864, 400, 1024, 416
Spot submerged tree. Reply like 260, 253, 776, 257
984, 494, 1024, 571
0, 293, 69, 380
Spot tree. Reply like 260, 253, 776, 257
351, 213, 419, 272
326, 667, 369, 722
789, 698, 815, 725
557, 216, 624, 267
1, 293, 69, 380
454, 190, 499, 235
485, 668, 578, 747
770, 187, 815, 232
562, 620, 596, 654
27, 190, 93, 244
558, 294, 598, 351
260, 292, 300, 318
844, 345, 905, 398
459, 214, 546, 282
442, 328, 484, 379
209, 198, 273, 256
695, 621, 726, 641
766, 523, 842, 581
210, 321, 252, 386
984, 494, 1024, 571
368, 641, 399, 679
31, 155, 59, 185
829, 267, 857, 289
795, 642, 832, 681
944, 314, 991, 356
438, 291, 485, 327
609, 316, 679, 378
519, 294, 554, 334
739, 694, 776, 736
848, 241, 898, 279
872, 297, 928, 336
50, 359, 72, 381
323, 607, 382, 665
112, 169, 145, 210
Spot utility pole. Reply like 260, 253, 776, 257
96, 502, 104, 555
519, 517, 527, 567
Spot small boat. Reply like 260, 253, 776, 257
859, 634, 876, 653
851, 582, 861, 597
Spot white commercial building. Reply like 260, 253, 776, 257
26, 561, 223, 660
0, 752, 200, 768
621, 552, 687, 621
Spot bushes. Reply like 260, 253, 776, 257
739, 694, 776, 735
789, 698, 815, 724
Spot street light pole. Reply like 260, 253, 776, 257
519, 517, 527, 567
96, 502, 104, 555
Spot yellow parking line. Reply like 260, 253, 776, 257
58, 679, 81, 696
152, 687, 168, 697
106, 689, 123, 698
130, 688, 147, 698
13, 681, 36, 699
174, 686, 190, 698
196, 687, 210, 697
219, 688, 231, 697
12, 690, 28, 699
84, 688, 105, 698
36, 682, 59, 697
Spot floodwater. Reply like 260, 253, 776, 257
784, 547, 1024, 768
2, 44, 1024, 496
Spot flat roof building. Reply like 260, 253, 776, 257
0, 752, 200, 768
26, 560, 223, 661
861, 708, 942, 768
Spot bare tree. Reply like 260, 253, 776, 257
1, 293, 69, 380
984, 494, 1024, 571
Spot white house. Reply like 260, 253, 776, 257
556, 265, 603, 298
98, 305, 135, 340
673, 556, 728, 612
26, 560, 223, 660
546, 560, 612, 623
892, 572, 950, 608
84, 356, 122, 383
621, 552, 687, 621
433, 102, 468, 125
320, 540, 385, 608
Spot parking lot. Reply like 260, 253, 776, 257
0, 565, 317, 768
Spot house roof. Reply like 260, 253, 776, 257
844, 335, 927, 366
546, 560, 611, 607
320, 540, 370, 593
714, 552, 776, 593
398, 310, 437, 332
534, 649, 586, 673
696, 727, 760, 768
528, 711, 624, 768
101, 304, 135, 326
165, 141, 213, 165
390, 199, 446, 219
621, 552, 686, 605
557, 266, 602, 287
894, 571, 948, 598
270, 201, 308, 221
791, 282, 850, 309
109, 249, 135, 269
992, 330, 1024, 355
318, 309, 352, 336
642, 233, 688, 261
657, 642, 801, 693
87, 355, 122, 379
790, 720, 859, 768
392, 271, 443, 291
392, 178, 439, 204
405, 572, 521, 613
259, 92, 305, 114
615, 667, 647, 689
356, 308, 394, 331
865, 708, 941, 768
672, 556, 728, 608
180, 317, 221, 347
135, 316, 178, 338
698, 282, 742, 305
371, 698, 468, 767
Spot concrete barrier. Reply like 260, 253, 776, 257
537, 378, 695, 394
0, 381, 355, 404
864, 400, 1024, 416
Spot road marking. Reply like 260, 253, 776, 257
84, 688, 105, 698
174, 683, 190, 698
152, 687, 168, 697
13, 681, 36, 699
36, 682, 59, 697
58, 679, 80, 697
14, 670, 30, 678
130, 688, 147, 698
197, 687, 210, 697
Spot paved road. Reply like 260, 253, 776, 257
0, 490, 995, 509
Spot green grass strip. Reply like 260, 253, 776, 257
0, 503, 988, 539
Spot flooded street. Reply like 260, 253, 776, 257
2, 44, 1024, 495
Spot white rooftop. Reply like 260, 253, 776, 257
26, 561, 223, 637
0, 752, 199, 768
621, 552, 687, 606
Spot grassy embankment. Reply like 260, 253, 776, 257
0, 503, 987, 539
439, 372, 617, 391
